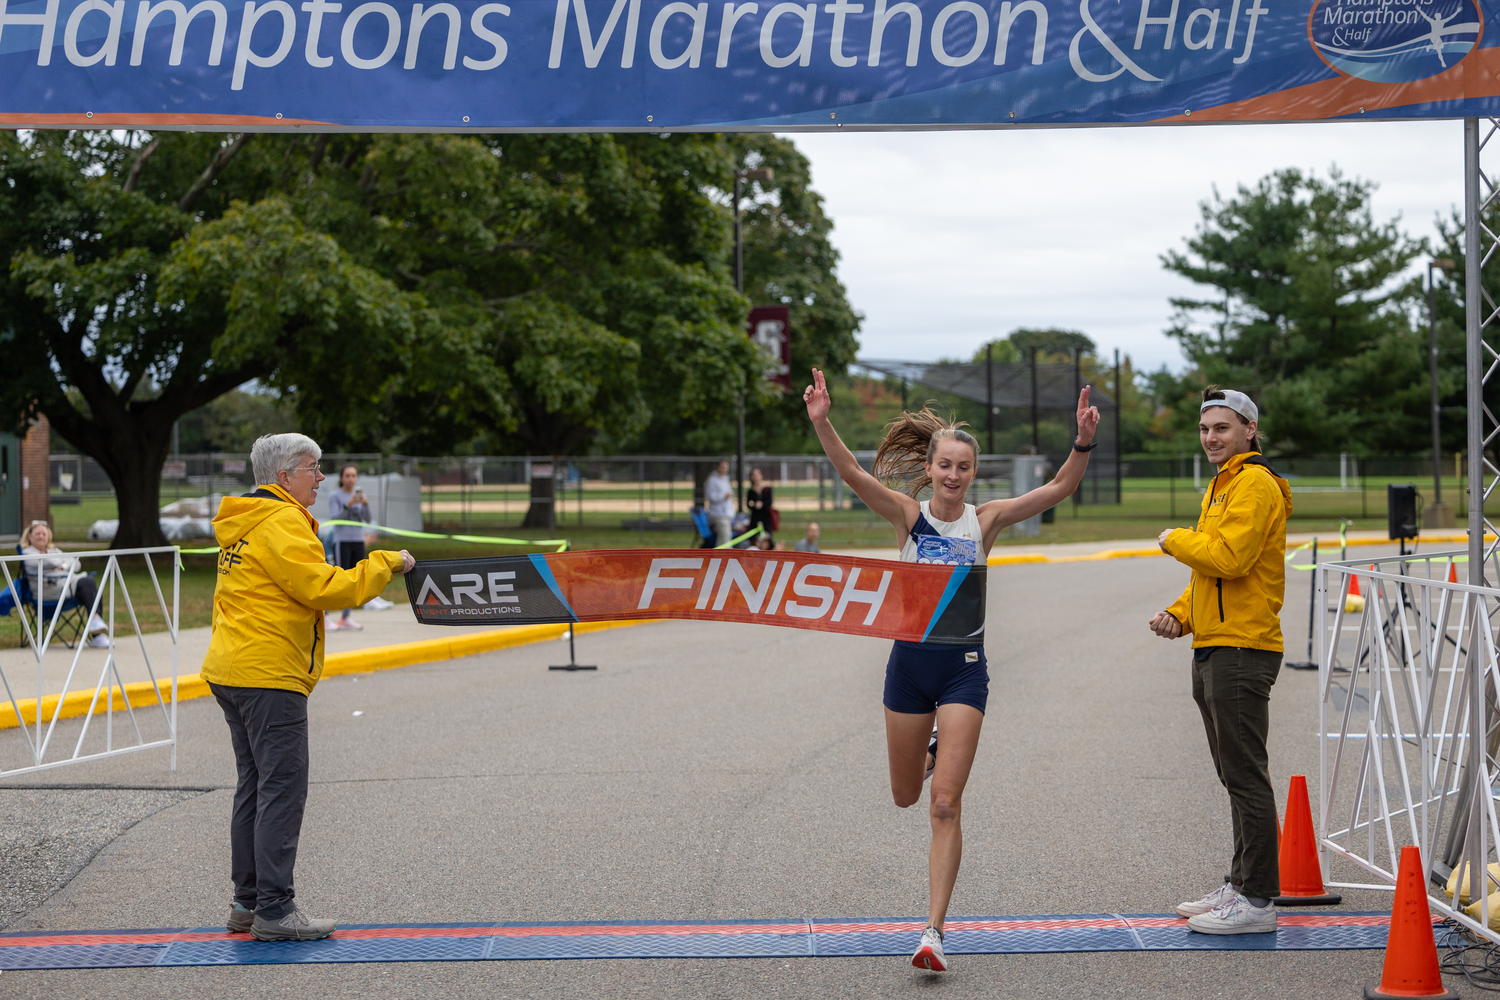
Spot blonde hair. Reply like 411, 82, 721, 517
872, 407, 980, 497
21, 520, 53, 550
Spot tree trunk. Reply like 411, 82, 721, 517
519, 458, 556, 533
102, 424, 173, 549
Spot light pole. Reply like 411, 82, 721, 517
733, 165, 774, 510
1428, 257, 1456, 527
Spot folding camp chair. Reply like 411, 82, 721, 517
689, 505, 716, 549
2, 550, 90, 650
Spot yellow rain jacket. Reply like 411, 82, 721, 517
1163, 451, 1293, 653
201, 484, 403, 694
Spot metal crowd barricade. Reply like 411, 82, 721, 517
0, 546, 180, 777
1316, 550, 1500, 944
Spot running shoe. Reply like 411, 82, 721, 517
340, 617, 363, 631
325, 614, 344, 631
1175, 881, 1240, 918
925, 727, 938, 782
87, 634, 110, 648
227, 903, 254, 933
364, 596, 394, 610
911, 925, 947, 971
1186, 894, 1277, 935
250, 906, 337, 941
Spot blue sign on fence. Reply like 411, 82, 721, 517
0, 0, 1494, 130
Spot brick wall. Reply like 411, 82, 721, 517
19, 413, 49, 531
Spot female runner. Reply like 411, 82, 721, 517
803, 368, 1100, 972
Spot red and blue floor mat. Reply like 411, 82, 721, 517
0, 912, 1406, 969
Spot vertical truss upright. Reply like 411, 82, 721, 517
1466, 118, 1500, 579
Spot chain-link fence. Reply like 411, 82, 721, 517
42, 449, 1485, 545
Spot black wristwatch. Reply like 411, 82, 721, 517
1073, 440, 1099, 452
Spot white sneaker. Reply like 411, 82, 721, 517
339, 617, 363, 631
1186, 894, 1277, 935
911, 925, 948, 971
325, 614, 343, 631
87, 633, 110, 648
1175, 881, 1240, 918
364, 596, 394, 610
87, 615, 108, 636
925, 727, 938, 782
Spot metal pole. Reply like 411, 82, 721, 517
1114, 347, 1122, 505
1430, 264, 1444, 507
1073, 346, 1082, 508
986, 342, 994, 455
734, 170, 746, 512
737, 387, 745, 512
1467, 118, 1486, 585
1029, 346, 1039, 453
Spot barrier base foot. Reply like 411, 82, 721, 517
549, 664, 597, 671
1285, 661, 1318, 671
1275, 893, 1343, 906
1365, 985, 1458, 1000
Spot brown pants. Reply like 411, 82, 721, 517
1191, 646, 1282, 898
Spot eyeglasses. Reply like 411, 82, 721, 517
290, 464, 321, 476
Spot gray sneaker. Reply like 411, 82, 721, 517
1186, 894, 1277, 935
1175, 881, 1240, 918
250, 907, 337, 941
227, 902, 254, 933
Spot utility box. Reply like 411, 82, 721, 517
1011, 456, 1047, 537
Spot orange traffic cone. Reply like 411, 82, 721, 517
1275, 775, 1342, 906
1346, 571, 1366, 613
1365, 845, 1458, 999
1449, 561, 1459, 584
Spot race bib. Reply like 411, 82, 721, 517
913, 534, 978, 566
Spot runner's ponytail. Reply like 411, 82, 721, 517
873, 407, 979, 497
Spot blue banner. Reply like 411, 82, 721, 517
0, 0, 1493, 129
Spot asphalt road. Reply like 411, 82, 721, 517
0, 549, 1427, 998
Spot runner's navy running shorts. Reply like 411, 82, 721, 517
883, 641, 989, 715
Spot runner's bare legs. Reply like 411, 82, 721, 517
886, 702, 985, 931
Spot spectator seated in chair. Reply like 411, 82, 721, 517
18, 521, 109, 647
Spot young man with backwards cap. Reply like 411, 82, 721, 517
1148, 387, 1293, 935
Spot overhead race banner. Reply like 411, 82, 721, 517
406, 548, 987, 643
0, 0, 1494, 130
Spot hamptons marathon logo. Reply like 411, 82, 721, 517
1310, 0, 1482, 82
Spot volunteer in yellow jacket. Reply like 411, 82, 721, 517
1148, 387, 1292, 936
202, 432, 414, 942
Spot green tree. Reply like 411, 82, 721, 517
1159, 168, 1425, 455
2, 130, 813, 540
0, 131, 427, 547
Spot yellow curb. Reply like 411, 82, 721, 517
0, 619, 648, 731
987, 533, 1498, 567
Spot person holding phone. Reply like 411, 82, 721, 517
327, 464, 373, 631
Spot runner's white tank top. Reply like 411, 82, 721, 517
899, 501, 982, 565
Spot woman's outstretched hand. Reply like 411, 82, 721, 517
1076, 385, 1101, 446
804, 368, 832, 423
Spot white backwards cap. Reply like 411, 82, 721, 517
1201, 389, 1258, 424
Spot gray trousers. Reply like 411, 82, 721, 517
210, 683, 310, 920
709, 515, 733, 547
1191, 646, 1282, 898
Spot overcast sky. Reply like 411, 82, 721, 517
790, 120, 1465, 374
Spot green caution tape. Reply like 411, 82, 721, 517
177, 519, 570, 556
715, 524, 764, 549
